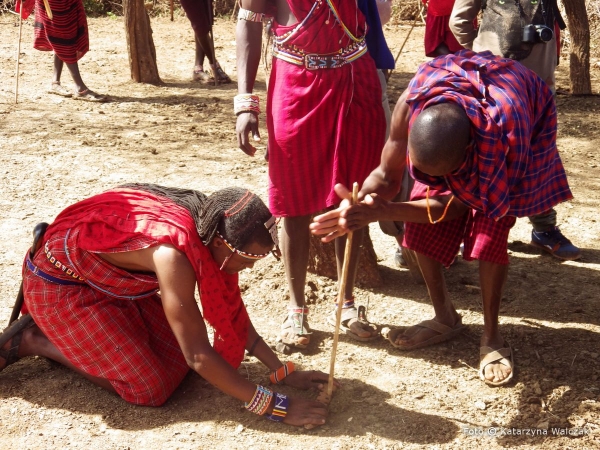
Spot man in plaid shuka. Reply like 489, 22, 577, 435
310, 50, 573, 387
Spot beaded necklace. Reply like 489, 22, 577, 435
426, 186, 455, 224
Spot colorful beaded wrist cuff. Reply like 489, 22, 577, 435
270, 361, 295, 384
234, 94, 260, 116
245, 385, 273, 415
266, 392, 289, 422
238, 7, 264, 22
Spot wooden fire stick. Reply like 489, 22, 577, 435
327, 181, 359, 396
305, 182, 358, 430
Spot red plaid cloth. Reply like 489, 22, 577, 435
406, 50, 573, 220
403, 181, 516, 266
266, 0, 386, 217
33, 0, 89, 64
23, 189, 249, 396
424, 14, 464, 57
23, 246, 188, 406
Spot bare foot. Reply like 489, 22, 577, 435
392, 313, 462, 348
479, 336, 513, 386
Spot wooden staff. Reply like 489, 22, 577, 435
327, 182, 359, 397
14, 10, 23, 104
385, 0, 423, 83
170, 0, 173, 21
43, 0, 53, 20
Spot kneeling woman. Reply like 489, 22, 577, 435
0, 184, 333, 427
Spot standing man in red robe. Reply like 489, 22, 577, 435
17, 0, 107, 101
235, 0, 386, 350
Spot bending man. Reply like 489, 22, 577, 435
310, 50, 573, 386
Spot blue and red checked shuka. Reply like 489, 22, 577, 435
266, 0, 386, 217
22, 189, 249, 406
403, 50, 572, 267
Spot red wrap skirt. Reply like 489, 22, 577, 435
33, 0, 89, 64
22, 230, 189, 406
403, 181, 517, 267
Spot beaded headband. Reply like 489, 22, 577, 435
217, 232, 271, 260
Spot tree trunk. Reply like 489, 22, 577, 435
561, 0, 591, 95
123, 0, 162, 85
308, 228, 382, 288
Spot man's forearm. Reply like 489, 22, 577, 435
236, 20, 263, 94
381, 196, 468, 224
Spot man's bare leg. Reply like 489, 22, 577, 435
53, 55, 87, 93
479, 260, 512, 384
333, 228, 377, 338
6, 324, 115, 392
280, 215, 312, 347
392, 251, 461, 346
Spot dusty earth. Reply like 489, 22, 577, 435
1, 11, 600, 450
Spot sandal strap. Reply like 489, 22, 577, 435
283, 311, 312, 336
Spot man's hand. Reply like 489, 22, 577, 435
310, 184, 389, 242
283, 370, 340, 391
236, 112, 261, 156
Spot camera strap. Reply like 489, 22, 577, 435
514, 0, 551, 28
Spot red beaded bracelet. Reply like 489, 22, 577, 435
270, 361, 295, 384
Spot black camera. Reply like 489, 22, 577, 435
522, 24, 554, 44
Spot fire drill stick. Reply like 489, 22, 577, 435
326, 181, 359, 397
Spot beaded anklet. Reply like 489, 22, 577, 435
333, 297, 355, 309
270, 361, 295, 384
266, 392, 289, 422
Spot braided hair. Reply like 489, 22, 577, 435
119, 183, 274, 249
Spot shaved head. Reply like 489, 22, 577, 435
408, 103, 471, 176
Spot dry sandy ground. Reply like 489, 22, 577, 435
0, 12, 599, 450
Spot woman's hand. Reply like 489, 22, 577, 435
283, 397, 329, 427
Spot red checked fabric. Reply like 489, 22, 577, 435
22, 189, 250, 404
406, 50, 573, 221
404, 181, 517, 267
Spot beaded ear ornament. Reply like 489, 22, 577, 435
264, 216, 282, 260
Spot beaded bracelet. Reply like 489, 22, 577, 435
234, 94, 260, 116
245, 385, 274, 415
238, 7, 264, 22
270, 361, 295, 384
266, 392, 289, 422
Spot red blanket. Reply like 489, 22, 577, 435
27, 189, 249, 369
